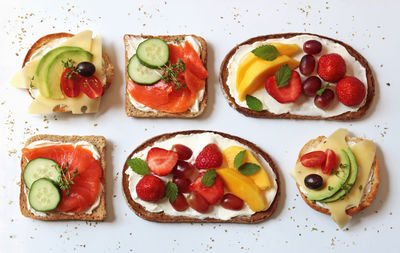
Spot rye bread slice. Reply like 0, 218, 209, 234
295, 136, 379, 216
219, 33, 375, 120
20, 134, 107, 221
124, 35, 208, 118
122, 130, 280, 223
23, 32, 114, 113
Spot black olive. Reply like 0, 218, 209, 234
77, 62, 96, 77
304, 174, 323, 190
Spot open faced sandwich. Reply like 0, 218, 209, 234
291, 129, 379, 228
20, 135, 106, 221
122, 130, 280, 223
10, 30, 114, 114
220, 33, 374, 120
124, 35, 208, 118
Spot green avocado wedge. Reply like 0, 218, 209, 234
319, 148, 358, 203
307, 149, 351, 201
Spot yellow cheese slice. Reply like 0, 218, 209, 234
29, 94, 101, 114
91, 35, 106, 84
60, 30, 92, 51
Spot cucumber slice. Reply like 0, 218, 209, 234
136, 38, 169, 68
28, 178, 61, 212
128, 54, 163, 85
23, 158, 61, 189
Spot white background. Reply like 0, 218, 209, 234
0, 0, 399, 252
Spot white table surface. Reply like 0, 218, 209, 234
0, 0, 399, 252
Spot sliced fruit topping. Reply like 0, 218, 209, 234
303, 40, 322, 55
61, 68, 81, 98
172, 160, 199, 181
170, 192, 189, 212
302, 76, 322, 97
77, 61, 96, 77
304, 174, 323, 190
136, 175, 165, 202
146, 147, 178, 176
265, 69, 301, 103
336, 76, 366, 106
194, 144, 223, 170
221, 193, 244, 211
79, 75, 103, 99
187, 191, 210, 213
317, 53, 346, 82
322, 149, 337, 174
300, 151, 326, 168
172, 144, 193, 160
190, 170, 224, 205
314, 87, 334, 109
299, 54, 316, 76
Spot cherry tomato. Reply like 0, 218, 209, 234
60, 68, 80, 98
79, 75, 103, 99
322, 149, 337, 174
300, 151, 326, 168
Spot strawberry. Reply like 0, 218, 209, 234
194, 144, 222, 169
136, 175, 165, 202
336, 76, 366, 106
147, 147, 178, 176
265, 70, 301, 103
317, 53, 346, 82
190, 172, 224, 205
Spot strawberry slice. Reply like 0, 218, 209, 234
190, 172, 224, 205
194, 144, 223, 170
265, 70, 301, 103
146, 147, 178, 176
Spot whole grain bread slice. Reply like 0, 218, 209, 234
219, 33, 375, 120
295, 136, 379, 216
20, 134, 107, 221
124, 34, 208, 118
23, 32, 114, 113
122, 130, 280, 223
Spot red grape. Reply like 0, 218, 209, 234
172, 175, 191, 193
187, 191, 210, 213
172, 161, 199, 181
221, 194, 244, 211
172, 144, 193, 160
302, 76, 322, 96
170, 193, 189, 211
314, 89, 335, 109
299, 54, 316, 76
303, 40, 322, 55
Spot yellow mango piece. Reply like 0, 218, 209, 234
217, 168, 267, 212
237, 55, 299, 101
270, 43, 300, 56
222, 146, 271, 190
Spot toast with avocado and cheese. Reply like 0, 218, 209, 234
20, 134, 107, 221
124, 35, 208, 118
122, 130, 280, 223
10, 30, 114, 114
219, 33, 374, 120
291, 129, 379, 228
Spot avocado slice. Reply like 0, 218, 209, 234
319, 148, 358, 203
35, 46, 86, 97
42, 49, 93, 99
307, 150, 351, 201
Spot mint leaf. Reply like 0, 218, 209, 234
127, 158, 150, 175
251, 45, 279, 61
316, 83, 329, 96
275, 64, 292, 88
234, 150, 246, 169
201, 169, 217, 187
238, 163, 260, 176
165, 182, 178, 203
246, 95, 263, 111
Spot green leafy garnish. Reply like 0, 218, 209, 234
29, 76, 35, 89
251, 45, 279, 61
234, 150, 246, 169
238, 163, 260, 176
161, 59, 186, 90
275, 64, 292, 88
127, 158, 150, 175
62, 58, 80, 79
201, 169, 217, 187
316, 84, 329, 96
174, 36, 185, 44
165, 182, 178, 203
246, 95, 263, 111
59, 163, 79, 196
328, 186, 334, 191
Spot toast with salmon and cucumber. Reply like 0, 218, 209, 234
124, 35, 208, 118
122, 130, 280, 223
20, 135, 106, 221
10, 30, 114, 114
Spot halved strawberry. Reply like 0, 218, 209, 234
146, 147, 178, 176
194, 144, 223, 169
189, 172, 224, 205
265, 70, 301, 103
336, 76, 366, 106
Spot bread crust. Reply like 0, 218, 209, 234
295, 136, 379, 216
124, 34, 207, 118
219, 33, 375, 120
122, 130, 280, 223
23, 32, 114, 113
20, 135, 107, 221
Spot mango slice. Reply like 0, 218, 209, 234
270, 43, 300, 56
221, 146, 271, 190
217, 168, 267, 212
237, 55, 299, 101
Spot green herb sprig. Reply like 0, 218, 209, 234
161, 59, 186, 90
62, 59, 80, 79
59, 163, 79, 196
